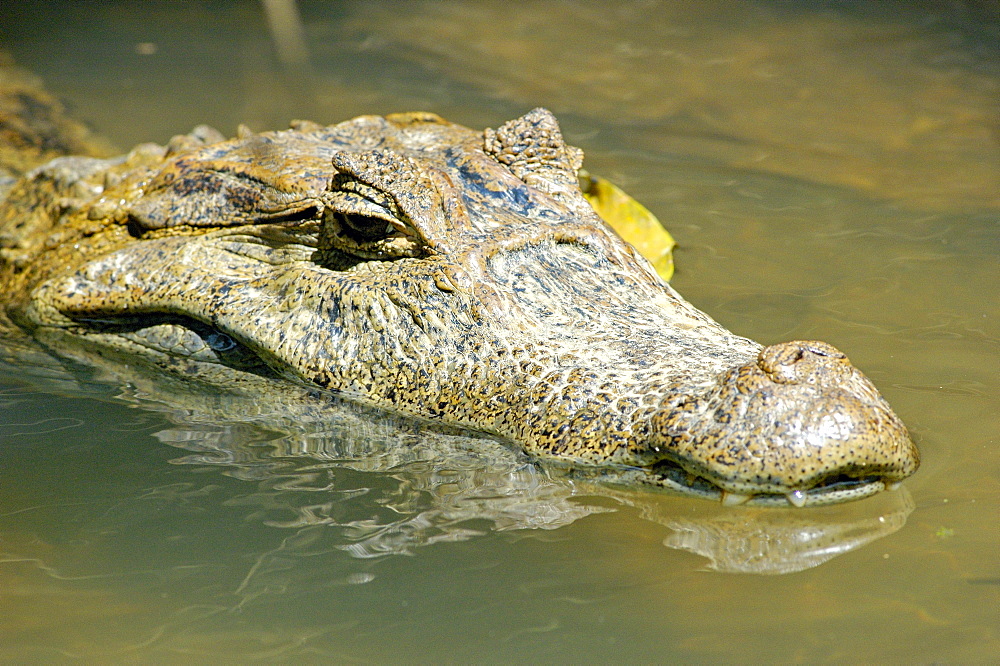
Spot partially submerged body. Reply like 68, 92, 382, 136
0, 99, 919, 507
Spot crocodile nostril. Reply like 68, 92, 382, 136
797, 341, 846, 359
757, 340, 848, 383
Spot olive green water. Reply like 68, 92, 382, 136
1, 1, 997, 662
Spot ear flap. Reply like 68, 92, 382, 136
483, 108, 584, 201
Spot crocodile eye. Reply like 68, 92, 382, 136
336, 212, 396, 244
320, 187, 425, 260
318, 149, 442, 263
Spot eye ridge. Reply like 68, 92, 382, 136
333, 177, 394, 209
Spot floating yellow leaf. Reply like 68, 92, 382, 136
580, 171, 676, 281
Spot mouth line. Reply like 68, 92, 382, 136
643, 459, 893, 508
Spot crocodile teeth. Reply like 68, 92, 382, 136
785, 490, 807, 508
885, 480, 901, 491
721, 491, 752, 506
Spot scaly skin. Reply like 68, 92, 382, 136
0, 108, 919, 506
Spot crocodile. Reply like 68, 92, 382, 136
0, 102, 919, 507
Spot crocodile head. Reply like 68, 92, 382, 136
0, 108, 919, 507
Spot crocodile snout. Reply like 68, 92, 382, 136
648, 340, 920, 507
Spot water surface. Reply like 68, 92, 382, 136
1, 1, 997, 662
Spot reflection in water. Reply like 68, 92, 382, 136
655, 491, 912, 574
5, 327, 913, 575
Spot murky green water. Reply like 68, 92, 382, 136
1, 1, 997, 662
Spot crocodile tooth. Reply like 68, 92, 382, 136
721, 491, 752, 506
884, 480, 901, 491
785, 490, 807, 508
